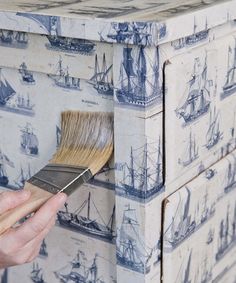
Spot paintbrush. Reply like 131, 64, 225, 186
0, 111, 113, 235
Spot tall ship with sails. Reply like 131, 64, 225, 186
0, 69, 16, 106
88, 54, 113, 96
116, 138, 163, 202
30, 263, 45, 283
0, 29, 28, 48
57, 192, 115, 243
221, 38, 236, 99
19, 62, 35, 84
205, 108, 223, 149
178, 131, 199, 167
175, 251, 192, 283
54, 250, 106, 283
116, 205, 152, 274
224, 156, 236, 193
20, 123, 39, 156
48, 57, 81, 90
115, 46, 162, 108
176, 56, 211, 125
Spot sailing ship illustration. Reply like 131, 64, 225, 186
176, 56, 211, 125
54, 250, 106, 283
116, 138, 163, 202
0, 68, 16, 106
20, 123, 39, 156
200, 189, 215, 224
215, 203, 236, 261
48, 57, 81, 90
205, 168, 216, 180
0, 29, 28, 48
164, 188, 196, 251
57, 192, 115, 243
197, 255, 212, 283
221, 38, 236, 99
115, 46, 162, 108
205, 107, 223, 149
0, 149, 14, 187
178, 131, 199, 167
175, 251, 192, 283
1, 269, 7, 283
16, 93, 35, 115
224, 156, 236, 193
116, 204, 152, 274
88, 53, 113, 96
171, 18, 209, 50
39, 239, 48, 258
153, 238, 161, 266
30, 263, 45, 283
19, 62, 35, 84
14, 164, 31, 188
105, 22, 166, 45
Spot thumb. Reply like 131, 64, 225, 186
0, 190, 31, 215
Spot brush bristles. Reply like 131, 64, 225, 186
51, 111, 114, 175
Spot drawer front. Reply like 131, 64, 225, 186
162, 149, 236, 283
165, 31, 236, 194
0, 29, 113, 81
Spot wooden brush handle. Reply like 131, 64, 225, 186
0, 182, 54, 235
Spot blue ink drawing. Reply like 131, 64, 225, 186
14, 164, 32, 189
116, 204, 152, 274
116, 138, 163, 202
57, 192, 115, 243
153, 238, 161, 266
178, 131, 199, 167
0, 149, 14, 187
48, 57, 81, 90
206, 228, 214, 245
30, 263, 45, 283
54, 250, 106, 283
88, 53, 113, 96
164, 187, 215, 251
19, 62, 35, 85
224, 156, 236, 194
115, 46, 162, 108
0, 29, 28, 49
0, 69, 35, 116
1, 269, 7, 283
221, 38, 236, 99
176, 56, 211, 125
20, 123, 39, 156
171, 17, 209, 50
205, 107, 223, 149
175, 250, 192, 283
215, 203, 236, 262
194, 254, 212, 283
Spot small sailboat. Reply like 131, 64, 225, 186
205, 107, 222, 149
20, 123, 39, 156
224, 157, 236, 193
19, 62, 35, 84
0, 149, 14, 187
30, 263, 45, 283
39, 239, 48, 258
206, 228, 214, 245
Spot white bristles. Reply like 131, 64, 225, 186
50, 111, 114, 175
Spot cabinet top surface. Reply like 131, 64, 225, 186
0, 0, 232, 21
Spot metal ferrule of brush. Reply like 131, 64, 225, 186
27, 164, 93, 196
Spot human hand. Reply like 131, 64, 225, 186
0, 190, 67, 268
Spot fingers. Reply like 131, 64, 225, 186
0, 190, 31, 215
4, 192, 67, 249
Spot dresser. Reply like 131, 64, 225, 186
0, 1, 236, 282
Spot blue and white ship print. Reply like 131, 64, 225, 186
205, 107, 223, 150
54, 250, 106, 283
0, 69, 35, 116
19, 62, 35, 85
30, 263, 45, 283
116, 204, 152, 274
115, 46, 162, 108
14, 164, 32, 189
0, 29, 28, 49
175, 56, 211, 125
171, 17, 209, 50
164, 187, 215, 251
215, 203, 236, 262
20, 123, 39, 156
206, 228, 214, 245
178, 131, 199, 167
0, 148, 14, 187
38, 239, 48, 259
194, 254, 213, 283
175, 250, 192, 283
116, 138, 163, 202
223, 156, 236, 194
57, 192, 115, 243
48, 57, 81, 90
221, 38, 236, 99
88, 53, 113, 96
